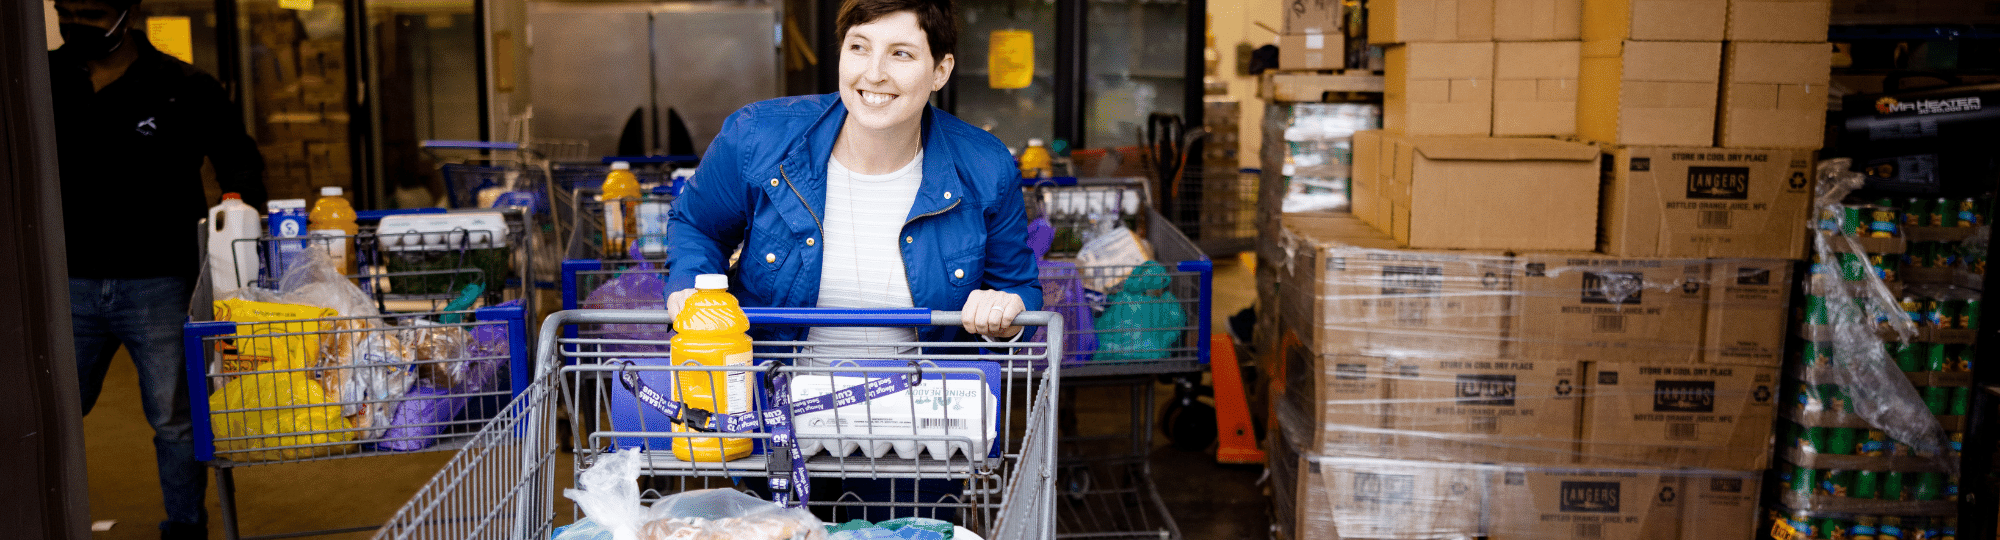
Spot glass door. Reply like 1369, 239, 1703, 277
235, 0, 355, 203
363, 0, 482, 208
951, 0, 1058, 152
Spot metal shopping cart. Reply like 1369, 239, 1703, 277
372, 308, 1063, 540
549, 156, 693, 263
1022, 177, 1212, 540
189, 209, 540, 540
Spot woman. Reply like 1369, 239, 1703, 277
666, 0, 1041, 345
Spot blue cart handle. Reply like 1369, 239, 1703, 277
742, 307, 1052, 327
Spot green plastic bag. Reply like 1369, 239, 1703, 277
1094, 261, 1184, 362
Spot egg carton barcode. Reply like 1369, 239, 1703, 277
920, 418, 968, 429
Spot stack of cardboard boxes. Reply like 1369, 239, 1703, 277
1263, 0, 1834, 537
246, 2, 353, 202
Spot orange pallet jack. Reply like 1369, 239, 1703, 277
1211, 332, 1266, 464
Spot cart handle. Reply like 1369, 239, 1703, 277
599, 155, 698, 165
541, 308, 1054, 328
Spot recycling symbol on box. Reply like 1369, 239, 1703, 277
1789, 171, 1809, 189
1658, 485, 1678, 504
1754, 385, 1773, 403
1555, 380, 1573, 397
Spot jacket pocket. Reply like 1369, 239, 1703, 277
941, 246, 984, 292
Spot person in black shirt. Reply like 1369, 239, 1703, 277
51, 0, 265, 537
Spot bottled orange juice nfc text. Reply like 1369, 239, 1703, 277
671, 273, 755, 462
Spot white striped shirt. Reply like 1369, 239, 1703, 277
807, 152, 923, 359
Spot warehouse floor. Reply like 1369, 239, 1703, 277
81, 256, 1265, 540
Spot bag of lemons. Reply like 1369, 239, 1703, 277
208, 362, 356, 461
212, 298, 337, 372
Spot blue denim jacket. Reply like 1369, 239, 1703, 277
667, 93, 1043, 343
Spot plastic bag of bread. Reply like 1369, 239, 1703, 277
317, 321, 417, 440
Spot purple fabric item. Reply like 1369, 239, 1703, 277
377, 383, 465, 451
1026, 217, 1056, 259
1031, 261, 1096, 365
581, 268, 672, 352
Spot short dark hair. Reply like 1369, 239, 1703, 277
835, 0, 957, 63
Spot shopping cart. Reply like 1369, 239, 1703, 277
209, 208, 542, 318
550, 155, 693, 262
1022, 177, 1212, 540
372, 308, 1062, 540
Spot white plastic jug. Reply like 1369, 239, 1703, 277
207, 193, 262, 297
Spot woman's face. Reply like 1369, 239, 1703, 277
838, 11, 953, 135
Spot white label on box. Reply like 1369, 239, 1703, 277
789, 369, 998, 460
1306, 34, 1325, 49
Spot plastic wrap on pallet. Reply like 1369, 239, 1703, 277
1276, 102, 1383, 214
1269, 213, 1789, 470
1803, 159, 1952, 465
1273, 453, 1763, 540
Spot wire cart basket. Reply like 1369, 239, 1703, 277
549, 156, 693, 263
371, 308, 1064, 540
189, 209, 540, 540
1021, 177, 1214, 540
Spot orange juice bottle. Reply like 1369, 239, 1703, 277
1019, 138, 1051, 179
601, 161, 641, 258
670, 273, 755, 462
308, 186, 359, 276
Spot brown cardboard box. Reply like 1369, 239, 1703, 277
1727, 0, 1831, 41
1368, 133, 1601, 250
1303, 458, 1485, 540
1488, 468, 1682, 540
1369, 0, 1496, 43
1582, 0, 1728, 41
1494, 41, 1581, 137
1717, 42, 1832, 149
1284, 0, 1345, 35
1677, 473, 1762, 540
1495, 0, 1584, 40
1704, 260, 1795, 366
1280, 34, 1346, 71
1512, 254, 1709, 363
1598, 146, 1816, 258
1350, 131, 1394, 230
1278, 216, 1514, 359
1386, 357, 1582, 465
1578, 40, 1722, 147
1279, 333, 1394, 455
1580, 362, 1779, 470
1385, 43, 1495, 136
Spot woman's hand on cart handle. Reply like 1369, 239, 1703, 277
960, 290, 1026, 339
666, 288, 696, 322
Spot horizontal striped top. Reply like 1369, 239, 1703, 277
807, 152, 923, 360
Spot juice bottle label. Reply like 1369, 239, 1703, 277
309, 228, 351, 272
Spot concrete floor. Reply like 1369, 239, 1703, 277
82, 255, 1266, 539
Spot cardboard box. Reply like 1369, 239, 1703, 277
1279, 340, 1393, 455
1278, 215, 1515, 359
1284, 0, 1345, 35
1488, 468, 1682, 540
1717, 42, 1832, 149
1704, 260, 1795, 366
1677, 473, 1762, 540
1598, 146, 1816, 258
1369, 0, 1496, 43
1512, 254, 1709, 363
1364, 133, 1601, 250
1384, 43, 1495, 136
1495, 0, 1584, 40
1727, 0, 1831, 41
1302, 458, 1485, 540
1577, 40, 1723, 147
1581, 0, 1728, 41
1280, 34, 1346, 71
1386, 357, 1582, 465
1580, 362, 1779, 470
1494, 41, 1581, 137
1350, 131, 1394, 229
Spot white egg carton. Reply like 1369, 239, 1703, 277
375, 211, 511, 251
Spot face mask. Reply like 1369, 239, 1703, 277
60, 9, 130, 60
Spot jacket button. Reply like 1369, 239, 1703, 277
943, 191, 952, 200
765, 253, 777, 263
954, 269, 964, 279
770, 178, 780, 186
905, 236, 914, 244
805, 238, 814, 246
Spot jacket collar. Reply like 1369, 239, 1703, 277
780, 95, 970, 226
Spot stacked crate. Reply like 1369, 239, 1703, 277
245, 2, 354, 202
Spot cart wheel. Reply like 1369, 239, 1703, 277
1160, 397, 1216, 452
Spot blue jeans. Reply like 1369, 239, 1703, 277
72, 276, 207, 528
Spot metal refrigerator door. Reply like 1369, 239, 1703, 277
651, 5, 779, 158
526, 2, 652, 157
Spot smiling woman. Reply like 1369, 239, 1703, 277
665, 0, 1042, 347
